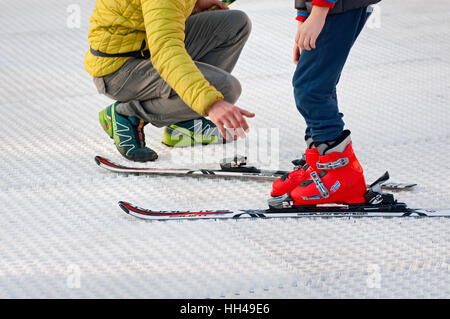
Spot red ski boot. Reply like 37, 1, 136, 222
288, 130, 366, 206
271, 136, 314, 197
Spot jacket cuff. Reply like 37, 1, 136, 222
296, 12, 308, 22
194, 91, 224, 116
311, 0, 336, 8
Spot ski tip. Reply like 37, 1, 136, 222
118, 201, 131, 214
94, 156, 102, 166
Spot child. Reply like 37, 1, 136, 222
271, 0, 381, 205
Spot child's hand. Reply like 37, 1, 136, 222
294, 6, 329, 53
293, 21, 303, 64
293, 42, 301, 64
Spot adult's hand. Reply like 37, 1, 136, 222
207, 100, 255, 140
195, 0, 229, 13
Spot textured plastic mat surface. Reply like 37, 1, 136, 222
0, 0, 449, 298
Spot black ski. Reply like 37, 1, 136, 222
95, 155, 416, 191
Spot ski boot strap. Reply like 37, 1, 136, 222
310, 171, 330, 198
316, 157, 349, 170
308, 158, 348, 198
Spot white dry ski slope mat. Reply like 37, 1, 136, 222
0, 0, 450, 298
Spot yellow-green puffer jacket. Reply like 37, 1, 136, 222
85, 0, 224, 116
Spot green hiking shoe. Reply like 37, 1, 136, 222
162, 118, 229, 147
99, 102, 158, 162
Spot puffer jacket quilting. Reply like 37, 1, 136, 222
85, 0, 224, 116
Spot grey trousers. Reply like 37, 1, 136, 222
93, 10, 251, 128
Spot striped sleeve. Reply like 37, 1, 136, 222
295, 0, 337, 22
296, 11, 309, 22
295, 0, 308, 22
311, 0, 337, 8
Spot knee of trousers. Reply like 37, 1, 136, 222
222, 74, 242, 104
230, 10, 252, 38
294, 86, 333, 115
293, 85, 311, 112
